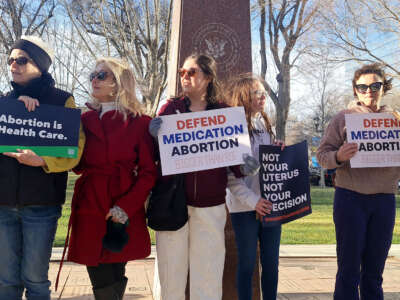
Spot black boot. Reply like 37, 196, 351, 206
114, 276, 128, 299
93, 284, 120, 300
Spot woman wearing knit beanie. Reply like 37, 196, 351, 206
0, 35, 85, 300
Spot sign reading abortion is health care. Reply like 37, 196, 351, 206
259, 141, 311, 227
158, 107, 251, 175
345, 113, 400, 168
0, 98, 81, 158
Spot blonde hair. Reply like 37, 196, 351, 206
90, 57, 143, 118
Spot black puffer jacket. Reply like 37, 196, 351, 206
0, 73, 72, 207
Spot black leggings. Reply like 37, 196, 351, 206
87, 262, 127, 289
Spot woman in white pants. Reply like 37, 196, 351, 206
148, 54, 257, 300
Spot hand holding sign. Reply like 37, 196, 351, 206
255, 198, 272, 216
18, 96, 39, 112
149, 117, 162, 138
3, 149, 45, 167
273, 140, 285, 150
337, 142, 358, 163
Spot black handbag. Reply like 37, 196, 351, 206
147, 174, 188, 231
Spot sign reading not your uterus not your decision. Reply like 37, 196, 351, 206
259, 141, 311, 227
345, 113, 400, 168
158, 107, 251, 176
0, 98, 81, 158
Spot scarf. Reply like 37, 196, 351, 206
9, 72, 55, 101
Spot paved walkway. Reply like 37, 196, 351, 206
47, 245, 400, 299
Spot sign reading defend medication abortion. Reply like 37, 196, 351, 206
259, 141, 311, 227
158, 107, 251, 175
0, 98, 81, 158
345, 113, 400, 168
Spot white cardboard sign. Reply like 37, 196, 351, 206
158, 107, 251, 175
345, 113, 400, 168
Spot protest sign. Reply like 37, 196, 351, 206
158, 107, 251, 175
259, 140, 311, 227
0, 98, 81, 158
345, 113, 400, 168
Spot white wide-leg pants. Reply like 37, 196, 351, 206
154, 204, 227, 300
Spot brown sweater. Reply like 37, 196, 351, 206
317, 102, 400, 195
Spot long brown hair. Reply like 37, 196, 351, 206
176, 54, 221, 104
225, 73, 275, 140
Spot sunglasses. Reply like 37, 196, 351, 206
355, 82, 383, 94
252, 90, 268, 98
178, 68, 202, 77
90, 71, 109, 81
7, 56, 31, 66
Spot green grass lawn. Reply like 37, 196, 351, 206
54, 174, 400, 247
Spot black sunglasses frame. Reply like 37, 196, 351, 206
90, 71, 109, 82
355, 82, 383, 94
7, 56, 31, 66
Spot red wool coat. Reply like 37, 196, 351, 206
67, 110, 157, 266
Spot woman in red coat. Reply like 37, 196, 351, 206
67, 57, 157, 299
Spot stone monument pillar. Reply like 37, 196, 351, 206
166, 1, 260, 299
167, 0, 252, 95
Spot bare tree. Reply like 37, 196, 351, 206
299, 51, 348, 186
256, 0, 321, 140
0, 0, 56, 53
64, 0, 173, 115
306, 54, 345, 132
0, 53, 10, 90
44, 19, 94, 106
320, 0, 400, 76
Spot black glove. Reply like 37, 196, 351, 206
102, 217, 129, 253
